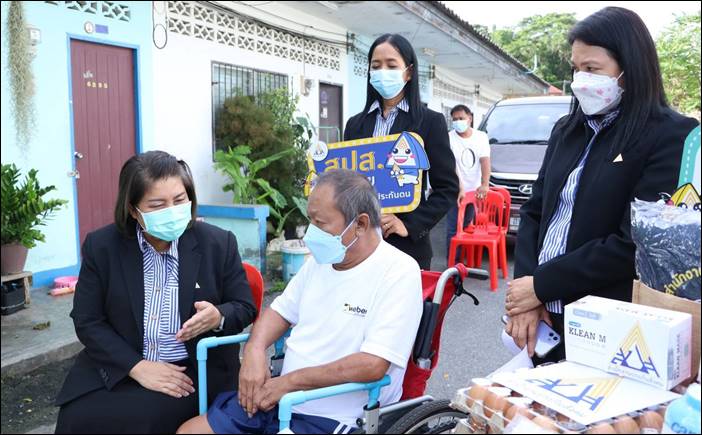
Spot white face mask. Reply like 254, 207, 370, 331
452, 120, 470, 133
571, 71, 624, 115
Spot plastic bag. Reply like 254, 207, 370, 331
631, 199, 701, 301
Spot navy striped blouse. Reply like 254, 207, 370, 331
538, 111, 619, 314
369, 99, 409, 137
136, 225, 188, 362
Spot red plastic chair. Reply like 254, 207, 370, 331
242, 262, 264, 319
467, 188, 511, 279
448, 191, 504, 291
490, 186, 511, 279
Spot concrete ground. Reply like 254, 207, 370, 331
0, 215, 513, 433
1, 290, 82, 378
425, 215, 513, 399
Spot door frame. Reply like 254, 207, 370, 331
66, 34, 143, 261
318, 81, 344, 142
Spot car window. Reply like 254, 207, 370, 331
481, 104, 571, 144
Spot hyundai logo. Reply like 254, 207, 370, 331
518, 184, 533, 195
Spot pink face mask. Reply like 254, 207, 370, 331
571, 71, 624, 115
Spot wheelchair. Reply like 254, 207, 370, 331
196, 263, 486, 434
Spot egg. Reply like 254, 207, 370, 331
484, 387, 511, 418
483, 392, 499, 418
556, 413, 571, 423
504, 402, 532, 422
532, 415, 560, 433
613, 416, 640, 434
471, 377, 494, 388
586, 422, 617, 434
637, 411, 663, 432
467, 384, 489, 409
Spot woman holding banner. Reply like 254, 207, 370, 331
344, 34, 459, 270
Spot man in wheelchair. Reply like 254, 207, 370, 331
178, 169, 423, 434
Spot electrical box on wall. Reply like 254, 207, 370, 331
27, 25, 41, 56
27, 26, 41, 45
300, 76, 315, 96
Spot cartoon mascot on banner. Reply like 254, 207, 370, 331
385, 132, 430, 187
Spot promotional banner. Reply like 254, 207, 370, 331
305, 132, 430, 214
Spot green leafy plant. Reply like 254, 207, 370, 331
215, 89, 312, 235
268, 279, 287, 294
5, 1, 36, 148
272, 195, 308, 237
490, 13, 577, 89
1, 164, 68, 249
657, 12, 701, 116
214, 145, 296, 235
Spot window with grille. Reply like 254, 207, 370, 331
211, 61, 288, 153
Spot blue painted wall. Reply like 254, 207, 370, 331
0, 1, 154, 287
197, 205, 270, 274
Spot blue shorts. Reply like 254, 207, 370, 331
207, 391, 354, 434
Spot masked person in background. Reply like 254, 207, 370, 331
178, 169, 423, 434
343, 33, 459, 270
55, 151, 257, 433
506, 7, 700, 363
446, 104, 491, 262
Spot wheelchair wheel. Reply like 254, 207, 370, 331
383, 399, 466, 434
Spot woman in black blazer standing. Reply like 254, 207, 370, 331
55, 151, 258, 433
505, 7, 700, 362
344, 34, 459, 270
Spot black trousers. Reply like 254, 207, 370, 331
55, 360, 198, 434
531, 312, 566, 366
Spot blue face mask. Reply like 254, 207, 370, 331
303, 219, 358, 265
452, 120, 470, 133
138, 202, 192, 242
370, 68, 408, 100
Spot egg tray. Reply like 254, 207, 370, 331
450, 386, 669, 434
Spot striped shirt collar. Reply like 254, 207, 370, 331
136, 224, 179, 259
368, 99, 410, 115
585, 109, 619, 131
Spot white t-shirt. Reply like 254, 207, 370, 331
449, 129, 491, 192
270, 240, 423, 426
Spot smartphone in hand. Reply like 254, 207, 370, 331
501, 314, 561, 358
534, 320, 561, 358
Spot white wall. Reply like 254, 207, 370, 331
151, 12, 348, 205
431, 66, 503, 128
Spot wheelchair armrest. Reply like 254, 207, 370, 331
278, 375, 391, 432
196, 333, 251, 361
197, 333, 250, 415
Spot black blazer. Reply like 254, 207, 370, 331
344, 105, 459, 267
56, 222, 257, 406
514, 107, 699, 307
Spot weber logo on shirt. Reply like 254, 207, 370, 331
343, 303, 368, 317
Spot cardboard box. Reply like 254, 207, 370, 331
633, 279, 701, 382
565, 295, 692, 390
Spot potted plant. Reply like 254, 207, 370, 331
1, 164, 67, 274
215, 90, 312, 238
209, 144, 294, 273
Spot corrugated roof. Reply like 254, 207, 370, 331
426, 1, 551, 89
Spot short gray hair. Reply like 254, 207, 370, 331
314, 169, 381, 228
